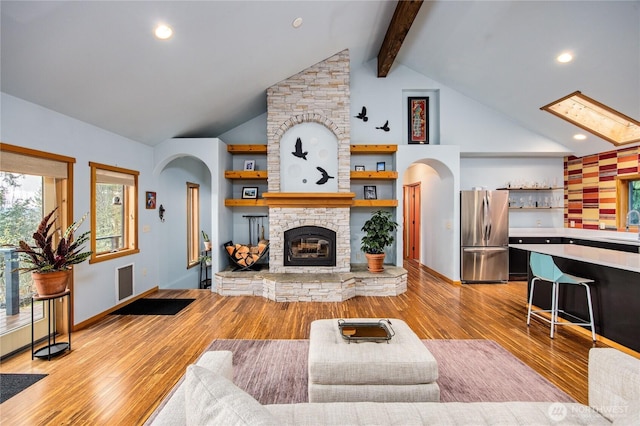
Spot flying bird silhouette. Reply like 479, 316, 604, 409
354, 106, 368, 122
376, 120, 390, 132
316, 167, 334, 185
291, 137, 308, 160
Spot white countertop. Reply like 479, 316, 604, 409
509, 243, 640, 273
509, 227, 640, 247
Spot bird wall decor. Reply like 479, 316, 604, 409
376, 120, 390, 132
316, 167, 334, 185
291, 137, 307, 160
354, 106, 368, 122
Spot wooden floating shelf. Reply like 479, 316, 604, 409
351, 171, 398, 180
262, 192, 355, 208
509, 207, 562, 210
498, 187, 563, 191
352, 199, 398, 207
224, 171, 268, 179
227, 144, 267, 154
224, 199, 268, 207
350, 144, 397, 154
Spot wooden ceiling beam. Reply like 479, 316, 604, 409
377, 0, 424, 78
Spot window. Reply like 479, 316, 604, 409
616, 173, 640, 229
90, 162, 139, 262
187, 182, 200, 268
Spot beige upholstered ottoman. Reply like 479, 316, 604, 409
308, 318, 439, 403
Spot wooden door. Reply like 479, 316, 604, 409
403, 183, 421, 261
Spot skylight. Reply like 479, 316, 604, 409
541, 91, 640, 146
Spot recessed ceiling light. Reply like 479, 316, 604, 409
573, 134, 587, 141
292, 17, 303, 29
557, 52, 573, 63
155, 24, 173, 40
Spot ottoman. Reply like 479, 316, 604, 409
308, 318, 439, 402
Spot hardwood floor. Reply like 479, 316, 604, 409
0, 261, 616, 425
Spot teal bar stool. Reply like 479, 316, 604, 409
527, 252, 596, 341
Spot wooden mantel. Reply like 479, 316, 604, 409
262, 192, 355, 208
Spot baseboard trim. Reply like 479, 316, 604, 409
416, 262, 460, 286
74, 286, 159, 331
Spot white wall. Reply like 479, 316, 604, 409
1, 93, 160, 324
460, 157, 565, 229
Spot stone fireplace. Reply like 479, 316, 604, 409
264, 49, 352, 274
215, 49, 407, 301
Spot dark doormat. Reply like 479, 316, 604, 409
110, 298, 195, 316
1, 373, 48, 403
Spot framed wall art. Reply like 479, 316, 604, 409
243, 160, 256, 171
242, 187, 258, 199
355, 165, 365, 171
408, 97, 429, 144
145, 191, 156, 209
364, 185, 377, 200
376, 161, 386, 172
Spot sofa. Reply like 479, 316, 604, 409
147, 347, 639, 425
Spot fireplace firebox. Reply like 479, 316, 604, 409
284, 226, 336, 267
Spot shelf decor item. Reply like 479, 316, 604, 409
16, 207, 92, 296
145, 191, 156, 209
243, 160, 256, 171
355, 165, 365, 171
242, 187, 258, 199
202, 230, 212, 251
377, 161, 386, 171
408, 97, 429, 144
360, 210, 398, 273
364, 186, 377, 200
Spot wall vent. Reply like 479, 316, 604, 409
116, 264, 134, 302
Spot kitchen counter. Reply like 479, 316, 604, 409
510, 227, 640, 247
509, 243, 640, 273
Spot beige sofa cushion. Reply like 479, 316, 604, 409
266, 401, 611, 425
184, 365, 278, 426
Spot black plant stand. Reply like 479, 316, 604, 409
199, 250, 211, 289
32, 289, 71, 360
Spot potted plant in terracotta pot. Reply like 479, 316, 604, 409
360, 210, 398, 273
16, 207, 92, 296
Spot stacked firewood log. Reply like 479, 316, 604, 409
225, 240, 269, 267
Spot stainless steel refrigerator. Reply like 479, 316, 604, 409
460, 190, 509, 283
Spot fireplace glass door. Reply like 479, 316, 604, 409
284, 226, 336, 267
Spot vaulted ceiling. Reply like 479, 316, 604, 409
1, 1, 638, 156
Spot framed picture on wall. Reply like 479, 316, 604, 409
355, 165, 365, 171
376, 161, 386, 172
145, 191, 156, 209
243, 160, 256, 171
364, 185, 377, 200
408, 97, 429, 144
242, 187, 258, 199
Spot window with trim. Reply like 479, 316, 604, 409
187, 182, 200, 268
616, 173, 640, 229
89, 162, 139, 262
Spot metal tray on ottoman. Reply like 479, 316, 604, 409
338, 318, 395, 343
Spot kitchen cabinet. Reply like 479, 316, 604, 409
508, 237, 561, 280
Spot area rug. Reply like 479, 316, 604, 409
110, 298, 194, 315
205, 339, 575, 405
0, 373, 47, 403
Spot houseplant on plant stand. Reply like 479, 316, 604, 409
360, 210, 398, 273
16, 207, 92, 296
202, 230, 212, 251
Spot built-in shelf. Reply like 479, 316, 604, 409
224, 171, 268, 179
509, 207, 563, 210
350, 171, 398, 180
352, 199, 398, 207
224, 199, 268, 207
227, 144, 267, 154
497, 187, 563, 191
350, 144, 397, 154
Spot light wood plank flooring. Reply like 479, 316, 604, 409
0, 261, 614, 425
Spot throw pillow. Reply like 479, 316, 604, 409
184, 364, 278, 426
